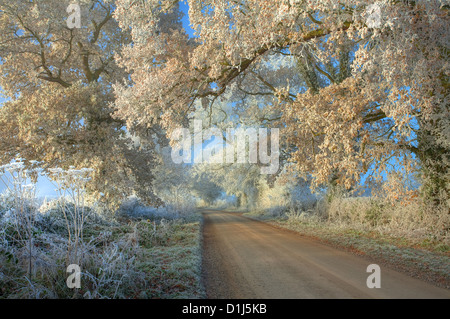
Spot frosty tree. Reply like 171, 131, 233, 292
113, 0, 449, 205
0, 0, 183, 205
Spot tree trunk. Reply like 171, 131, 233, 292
417, 120, 449, 207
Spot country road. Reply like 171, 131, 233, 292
201, 210, 450, 299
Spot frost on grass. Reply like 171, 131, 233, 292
117, 195, 196, 222
0, 162, 204, 299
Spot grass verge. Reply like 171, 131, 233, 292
0, 206, 205, 299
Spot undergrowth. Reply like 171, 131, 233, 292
0, 161, 204, 299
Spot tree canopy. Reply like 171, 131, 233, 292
1, 0, 448, 206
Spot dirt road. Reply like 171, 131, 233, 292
202, 210, 450, 299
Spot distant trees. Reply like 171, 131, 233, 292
151, 146, 194, 209
190, 172, 223, 206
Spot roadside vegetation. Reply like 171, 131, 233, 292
0, 162, 204, 299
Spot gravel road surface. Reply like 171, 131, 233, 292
202, 210, 450, 299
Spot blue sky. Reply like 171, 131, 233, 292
179, 1, 195, 37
